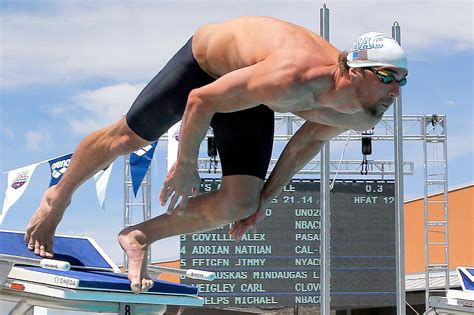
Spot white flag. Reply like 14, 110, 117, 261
1, 163, 40, 224
167, 122, 181, 171
93, 162, 114, 210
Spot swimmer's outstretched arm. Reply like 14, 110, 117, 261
160, 51, 312, 213
262, 122, 346, 203
230, 121, 346, 239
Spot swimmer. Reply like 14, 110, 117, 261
25, 16, 408, 293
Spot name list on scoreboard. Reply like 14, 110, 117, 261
180, 180, 322, 306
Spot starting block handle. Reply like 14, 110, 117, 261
0, 254, 70, 271
39, 258, 71, 271
185, 269, 216, 281
147, 265, 215, 281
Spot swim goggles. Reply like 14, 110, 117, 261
370, 68, 407, 87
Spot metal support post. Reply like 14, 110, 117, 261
320, 4, 331, 315
392, 22, 406, 315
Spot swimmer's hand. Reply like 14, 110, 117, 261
229, 198, 268, 241
160, 160, 200, 215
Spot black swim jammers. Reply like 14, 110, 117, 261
126, 37, 274, 180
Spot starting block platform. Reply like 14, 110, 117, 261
425, 267, 474, 315
0, 230, 204, 314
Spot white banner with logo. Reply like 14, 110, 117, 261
1, 163, 40, 224
1, 151, 118, 223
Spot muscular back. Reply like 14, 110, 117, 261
192, 16, 340, 78
190, 17, 379, 130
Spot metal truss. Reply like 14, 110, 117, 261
164, 114, 447, 142
198, 114, 445, 177
198, 158, 414, 176
271, 114, 447, 141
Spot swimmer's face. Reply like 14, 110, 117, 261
354, 66, 408, 118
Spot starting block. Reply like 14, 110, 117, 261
425, 267, 474, 314
0, 230, 207, 314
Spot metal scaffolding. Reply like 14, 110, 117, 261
422, 115, 449, 310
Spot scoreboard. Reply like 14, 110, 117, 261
180, 179, 396, 308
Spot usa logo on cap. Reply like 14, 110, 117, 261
353, 50, 368, 61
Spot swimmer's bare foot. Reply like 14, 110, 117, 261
118, 227, 154, 294
25, 186, 70, 258
140, 259, 154, 292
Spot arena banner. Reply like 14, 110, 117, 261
130, 142, 157, 196
48, 153, 73, 187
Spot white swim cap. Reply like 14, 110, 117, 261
347, 32, 408, 70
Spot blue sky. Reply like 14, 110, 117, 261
0, 0, 473, 267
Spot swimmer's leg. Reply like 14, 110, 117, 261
118, 174, 263, 293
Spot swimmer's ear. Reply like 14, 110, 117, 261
348, 67, 364, 81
